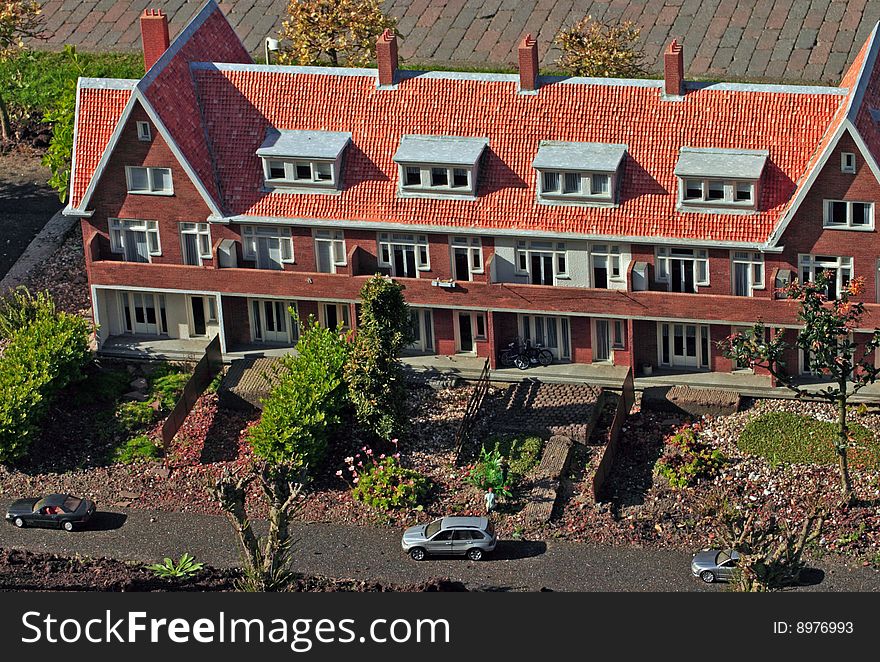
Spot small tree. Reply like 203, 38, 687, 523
344, 275, 413, 440
42, 46, 84, 202
0, 0, 44, 141
554, 15, 645, 78
276, 0, 397, 67
719, 272, 880, 501
247, 315, 350, 469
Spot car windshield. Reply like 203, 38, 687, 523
425, 519, 442, 538
63, 497, 82, 512
33, 498, 53, 513
715, 551, 732, 565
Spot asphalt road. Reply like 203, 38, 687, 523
2, 503, 879, 592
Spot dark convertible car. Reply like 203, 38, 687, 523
5, 494, 96, 531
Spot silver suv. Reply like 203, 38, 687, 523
401, 516, 497, 561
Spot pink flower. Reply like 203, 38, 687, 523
393, 452, 401, 459
357, 461, 363, 467
353, 476, 359, 484
335, 470, 343, 477
365, 448, 373, 456
391, 438, 399, 445
379, 454, 386, 460
344, 456, 353, 464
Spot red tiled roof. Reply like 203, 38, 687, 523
70, 85, 132, 208
194, 67, 844, 244
139, 6, 252, 212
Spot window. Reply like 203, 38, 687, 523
262, 158, 336, 187
731, 251, 764, 296
520, 314, 571, 360
109, 219, 161, 262
841, 152, 856, 174
612, 319, 625, 349
538, 170, 612, 200
179, 223, 212, 266
655, 247, 709, 291
475, 313, 486, 340
314, 229, 346, 273
136, 121, 151, 142
321, 303, 350, 330
680, 178, 755, 206
451, 236, 483, 281
242, 225, 294, 270
515, 240, 568, 285
591, 244, 622, 288
823, 200, 873, 229
378, 233, 429, 277
799, 254, 852, 300
125, 166, 172, 194
401, 165, 473, 192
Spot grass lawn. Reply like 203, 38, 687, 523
738, 411, 880, 469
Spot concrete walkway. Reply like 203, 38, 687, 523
33, 1, 876, 84
2, 503, 879, 591
0, 209, 77, 292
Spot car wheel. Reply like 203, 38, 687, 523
466, 548, 483, 561
62, 521, 74, 532
700, 570, 716, 583
13, 517, 24, 528
409, 547, 426, 561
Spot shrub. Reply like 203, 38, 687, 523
346, 452, 429, 511
248, 317, 349, 470
113, 435, 160, 464
739, 411, 879, 469
115, 401, 156, 434
146, 553, 204, 579
554, 15, 646, 78
655, 423, 725, 488
149, 365, 190, 410
466, 446, 512, 497
0, 303, 91, 462
0, 287, 55, 338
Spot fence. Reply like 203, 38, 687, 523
591, 367, 635, 501
453, 358, 491, 464
160, 335, 224, 447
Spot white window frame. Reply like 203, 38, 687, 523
823, 199, 874, 230
109, 218, 161, 260
655, 247, 710, 289
320, 303, 351, 330
125, 166, 173, 195
537, 169, 613, 203
262, 158, 335, 187
680, 178, 756, 207
515, 240, 569, 283
179, 222, 212, 266
241, 225, 295, 266
377, 233, 430, 275
841, 152, 856, 174
518, 314, 571, 361
590, 244, 623, 284
731, 251, 764, 296
799, 254, 853, 300
657, 323, 711, 369
399, 164, 473, 194
136, 121, 151, 142
450, 236, 483, 278
314, 229, 347, 273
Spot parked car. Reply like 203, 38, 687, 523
402, 516, 497, 561
5, 494, 96, 532
691, 549, 740, 583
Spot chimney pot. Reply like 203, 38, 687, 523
664, 39, 684, 97
376, 29, 398, 87
518, 34, 539, 92
140, 9, 170, 71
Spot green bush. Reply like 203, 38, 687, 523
248, 317, 349, 470
655, 423, 725, 488
0, 304, 92, 462
146, 553, 204, 579
149, 366, 189, 410
466, 446, 512, 497
466, 436, 543, 496
350, 456, 429, 511
113, 435, 160, 464
115, 401, 157, 434
739, 411, 879, 469
0, 288, 56, 339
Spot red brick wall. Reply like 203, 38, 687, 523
710, 324, 733, 372
433, 309, 456, 355
612, 319, 633, 367
222, 296, 251, 345
570, 316, 591, 364
632, 319, 658, 370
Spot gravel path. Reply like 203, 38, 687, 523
2, 501, 879, 592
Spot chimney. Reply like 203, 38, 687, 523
140, 9, 170, 71
376, 29, 398, 87
664, 39, 684, 97
518, 34, 539, 93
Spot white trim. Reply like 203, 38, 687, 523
68, 80, 84, 207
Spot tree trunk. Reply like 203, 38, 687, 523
837, 385, 854, 502
0, 93, 12, 143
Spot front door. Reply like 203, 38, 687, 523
453, 247, 471, 281
672, 324, 699, 368
594, 319, 611, 362
190, 296, 207, 336
251, 299, 291, 343
457, 312, 474, 353
132, 292, 159, 335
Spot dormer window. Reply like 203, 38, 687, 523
256, 129, 351, 191
393, 135, 488, 199
675, 147, 767, 212
136, 121, 151, 142
532, 142, 626, 206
